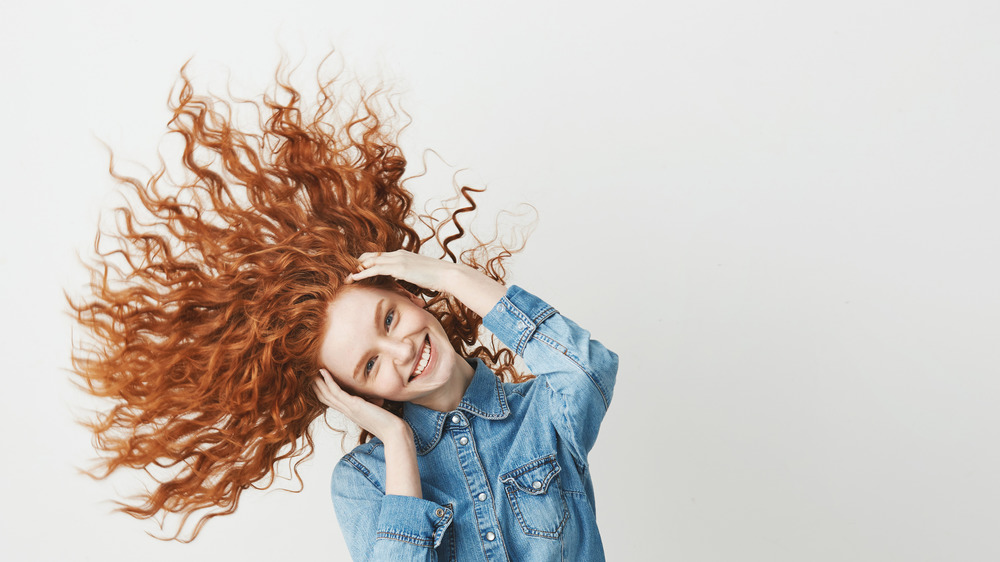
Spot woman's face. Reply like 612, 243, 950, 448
318, 285, 469, 408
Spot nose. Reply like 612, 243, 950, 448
382, 335, 415, 365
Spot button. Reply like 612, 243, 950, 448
486, 531, 496, 541
532, 480, 542, 490
478, 492, 487, 501
458, 436, 469, 446
451, 415, 460, 424
435, 508, 444, 517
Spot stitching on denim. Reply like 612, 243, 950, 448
499, 454, 568, 537
459, 375, 509, 420
343, 454, 383, 491
414, 411, 447, 455
500, 453, 558, 481
375, 531, 435, 548
468, 431, 508, 558
534, 332, 568, 354
532, 305, 556, 324
407, 419, 428, 452
501, 469, 569, 539
499, 297, 535, 356
452, 430, 495, 561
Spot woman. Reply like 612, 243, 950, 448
70, 62, 617, 560
318, 250, 617, 560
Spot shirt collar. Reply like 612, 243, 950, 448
402, 359, 510, 455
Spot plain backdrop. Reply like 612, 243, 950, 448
2, 1, 998, 560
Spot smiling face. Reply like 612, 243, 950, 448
318, 285, 475, 412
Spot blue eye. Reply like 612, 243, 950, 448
364, 311, 395, 378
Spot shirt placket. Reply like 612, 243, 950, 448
447, 412, 509, 561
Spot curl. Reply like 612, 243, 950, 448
67, 60, 529, 541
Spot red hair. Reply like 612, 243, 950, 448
68, 62, 528, 540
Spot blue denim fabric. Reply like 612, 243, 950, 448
331, 286, 619, 561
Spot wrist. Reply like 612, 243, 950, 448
449, 266, 506, 318
440, 261, 470, 292
380, 421, 415, 450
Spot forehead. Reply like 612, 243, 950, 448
319, 285, 393, 379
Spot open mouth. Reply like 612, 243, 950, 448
409, 335, 432, 382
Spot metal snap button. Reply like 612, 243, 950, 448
532, 480, 542, 490
486, 531, 496, 541
478, 492, 487, 501
451, 415, 460, 424
459, 436, 469, 445
435, 508, 444, 517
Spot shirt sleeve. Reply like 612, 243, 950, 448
331, 452, 454, 561
483, 285, 619, 465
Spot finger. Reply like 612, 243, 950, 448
318, 368, 342, 391
319, 369, 370, 410
314, 371, 341, 399
356, 251, 384, 265
349, 264, 391, 282
316, 369, 347, 403
347, 254, 385, 283
312, 379, 337, 408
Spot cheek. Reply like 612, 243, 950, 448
373, 369, 405, 394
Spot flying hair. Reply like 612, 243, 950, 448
67, 58, 531, 541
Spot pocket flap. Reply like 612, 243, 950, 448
500, 454, 561, 495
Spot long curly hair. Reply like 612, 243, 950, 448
67, 61, 529, 541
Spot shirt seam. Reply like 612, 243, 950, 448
342, 453, 384, 491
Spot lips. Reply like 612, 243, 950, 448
408, 335, 432, 382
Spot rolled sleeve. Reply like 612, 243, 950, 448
332, 455, 453, 561
484, 286, 619, 462
376, 495, 453, 549
484, 285, 558, 356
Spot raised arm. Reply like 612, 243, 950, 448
484, 285, 618, 463
348, 250, 507, 318
314, 369, 448, 560
314, 368, 422, 498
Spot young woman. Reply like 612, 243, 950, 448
316, 250, 618, 560
70, 62, 617, 560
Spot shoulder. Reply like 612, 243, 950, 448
331, 439, 386, 492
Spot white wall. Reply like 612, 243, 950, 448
2, 1, 998, 560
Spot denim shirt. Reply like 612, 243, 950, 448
330, 286, 619, 561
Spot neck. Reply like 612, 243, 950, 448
412, 358, 475, 412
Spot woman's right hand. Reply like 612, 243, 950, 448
314, 368, 423, 498
313, 368, 410, 442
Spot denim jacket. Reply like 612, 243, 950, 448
330, 286, 619, 561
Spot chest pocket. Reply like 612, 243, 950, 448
500, 454, 569, 539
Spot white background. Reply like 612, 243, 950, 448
2, 1, 999, 560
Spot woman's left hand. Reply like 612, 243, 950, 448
349, 249, 507, 318
347, 250, 459, 292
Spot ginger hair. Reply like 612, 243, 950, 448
68, 61, 528, 541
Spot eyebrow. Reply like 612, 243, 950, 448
352, 298, 386, 381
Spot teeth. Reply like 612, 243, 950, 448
412, 338, 430, 378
